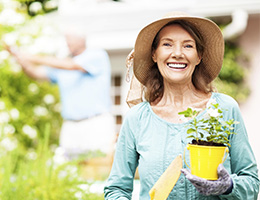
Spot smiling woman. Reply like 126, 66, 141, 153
104, 11, 259, 200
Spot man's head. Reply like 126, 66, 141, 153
64, 26, 86, 56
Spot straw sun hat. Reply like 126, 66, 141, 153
126, 12, 224, 107
130, 11, 224, 85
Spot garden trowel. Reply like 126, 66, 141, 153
149, 155, 182, 200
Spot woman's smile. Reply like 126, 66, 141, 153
167, 62, 187, 70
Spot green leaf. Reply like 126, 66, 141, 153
187, 128, 196, 134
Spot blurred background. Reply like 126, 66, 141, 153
0, 0, 259, 199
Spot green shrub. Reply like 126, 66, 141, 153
0, 2, 63, 151
0, 124, 104, 200
215, 41, 250, 103
0, 54, 62, 149
220, 42, 247, 83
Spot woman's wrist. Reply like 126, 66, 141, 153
222, 179, 233, 195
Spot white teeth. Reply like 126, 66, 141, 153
168, 63, 186, 68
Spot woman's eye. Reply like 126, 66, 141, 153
163, 43, 172, 47
185, 44, 193, 48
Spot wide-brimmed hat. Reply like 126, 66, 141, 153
132, 11, 224, 86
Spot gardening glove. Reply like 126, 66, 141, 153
181, 164, 233, 196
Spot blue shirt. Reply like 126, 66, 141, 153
46, 48, 111, 120
104, 93, 259, 200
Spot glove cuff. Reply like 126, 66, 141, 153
222, 179, 233, 195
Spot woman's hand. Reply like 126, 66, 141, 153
181, 164, 233, 196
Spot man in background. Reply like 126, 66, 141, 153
6, 28, 115, 160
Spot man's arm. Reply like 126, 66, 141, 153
16, 54, 49, 81
6, 44, 86, 73
24, 54, 86, 72
6, 46, 49, 81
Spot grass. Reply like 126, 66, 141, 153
0, 124, 104, 200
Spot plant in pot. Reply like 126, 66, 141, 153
179, 98, 239, 180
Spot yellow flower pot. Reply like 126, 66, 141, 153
184, 144, 229, 180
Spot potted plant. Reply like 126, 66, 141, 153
178, 98, 239, 180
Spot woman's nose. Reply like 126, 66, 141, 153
171, 46, 183, 58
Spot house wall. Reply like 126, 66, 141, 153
239, 14, 260, 173
108, 48, 132, 133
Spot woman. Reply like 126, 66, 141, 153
104, 12, 259, 199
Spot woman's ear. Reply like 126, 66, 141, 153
196, 55, 202, 65
152, 51, 157, 63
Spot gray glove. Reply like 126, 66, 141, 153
181, 164, 233, 196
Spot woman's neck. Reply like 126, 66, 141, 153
159, 82, 204, 107
150, 82, 211, 123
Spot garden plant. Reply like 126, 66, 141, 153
178, 98, 239, 147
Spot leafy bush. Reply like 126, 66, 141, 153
215, 32, 250, 103
0, 1, 63, 151
214, 78, 250, 103
0, 56, 62, 148
16, 0, 58, 16
220, 43, 246, 84
0, 124, 104, 200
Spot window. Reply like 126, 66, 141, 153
111, 74, 123, 133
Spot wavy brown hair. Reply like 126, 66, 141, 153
144, 20, 214, 103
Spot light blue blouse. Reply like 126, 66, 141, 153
104, 93, 259, 200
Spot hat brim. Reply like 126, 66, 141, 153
134, 15, 224, 86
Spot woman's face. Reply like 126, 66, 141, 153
152, 24, 201, 85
